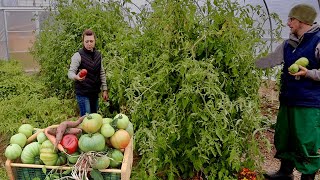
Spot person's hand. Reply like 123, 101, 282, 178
75, 72, 86, 81
102, 90, 109, 101
289, 65, 308, 76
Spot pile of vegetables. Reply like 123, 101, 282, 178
4, 113, 133, 179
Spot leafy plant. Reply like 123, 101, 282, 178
0, 60, 77, 136
31, 0, 130, 103
30, 0, 283, 179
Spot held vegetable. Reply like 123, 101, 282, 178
288, 63, 299, 74
79, 69, 87, 78
295, 57, 309, 67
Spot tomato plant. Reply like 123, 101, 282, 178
31, 0, 284, 179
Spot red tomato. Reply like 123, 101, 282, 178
60, 134, 78, 154
79, 69, 87, 78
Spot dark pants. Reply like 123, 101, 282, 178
76, 94, 99, 116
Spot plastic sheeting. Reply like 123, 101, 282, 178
241, 0, 320, 39
0, 10, 7, 60
0, 0, 51, 7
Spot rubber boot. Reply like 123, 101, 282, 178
301, 173, 316, 180
263, 160, 294, 180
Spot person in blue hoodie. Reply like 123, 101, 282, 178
68, 29, 109, 116
256, 4, 320, 180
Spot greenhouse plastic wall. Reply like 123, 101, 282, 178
241, 0, 320, 51
0, 0, 52, 71
0, 9, 8, 60
0, 0, 320, 71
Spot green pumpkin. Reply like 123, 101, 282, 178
40, 140, 58, 166
21, 142, 40, 164
78, 133, 105, 152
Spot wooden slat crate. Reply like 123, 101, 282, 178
5, 128, 133, 180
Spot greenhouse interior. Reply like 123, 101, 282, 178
1, 0, 320, 180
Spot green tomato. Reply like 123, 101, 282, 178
67, 152, 80, 164
114, 113, 129, 129
102, 118, 113, 124
55, 153, 67, 166
100, 123, 115, 138
5, 144, 22, 160
91, 155, 110, 169
81, 113, 103, 133
78, 133, 105, 152
10, 133, 27, 148
125, 122, 134, 137
18, 124, 34, 138
40, 149, 58, 166
109, 149, 123, 168
37, 132, 47, 144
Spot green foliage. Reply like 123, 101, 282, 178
31, 0, 130, 101
0, 168, 8, 179
30, 0, 283, 179
123, 0, 282, 179
0, 60, 77, 136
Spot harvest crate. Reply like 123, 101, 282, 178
5, 130, 133, 180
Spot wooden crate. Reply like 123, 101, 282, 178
5, 129, 133, 180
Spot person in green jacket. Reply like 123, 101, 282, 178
256, 4, 320, 180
